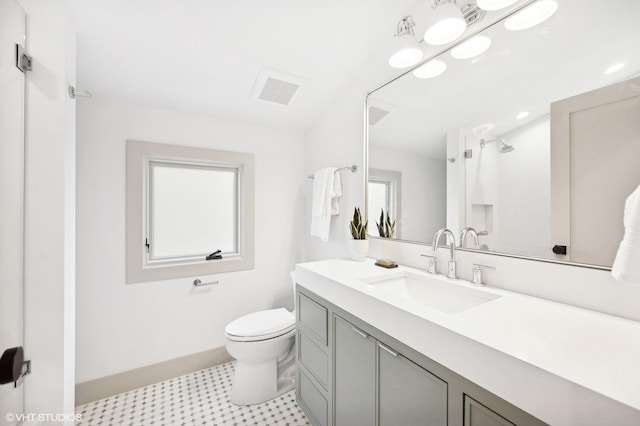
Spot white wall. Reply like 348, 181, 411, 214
495, 117, 550, 257
369, 144, 445, 242
19, 0, 77, 421
304, 93, 365, 261
75, 100, 306, 382
462, 117, 551, 256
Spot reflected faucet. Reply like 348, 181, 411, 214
459, 227, 480, 248
432, 228, 457, 279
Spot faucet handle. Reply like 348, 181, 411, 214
471, 264, 495, 286
420, 254, 438, 274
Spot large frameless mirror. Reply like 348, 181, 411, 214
366, 0, 640, 268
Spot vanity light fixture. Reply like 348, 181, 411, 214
476, 0, 518, 11
515, 111, 530, 119
450, 35, 492, 59
605, 63, 625, 74
389, 15, 424, 69
413, 59, 447, 79
424, 0, 467, 46
504, 0, 558, 31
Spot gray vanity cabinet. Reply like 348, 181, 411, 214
296, 286, 547, 426
334, 314, 447, 426
297, 292, 331, 426
334, 315, 376, 426
378, 343, 447, 426
464, 396, 516, 426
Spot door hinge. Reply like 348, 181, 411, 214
16, 44, 32, 73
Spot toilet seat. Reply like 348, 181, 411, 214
225, 308, 295, 342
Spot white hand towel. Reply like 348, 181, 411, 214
311, 167, 341, 241
612, 184, 640, 283
331, 171, 342, 215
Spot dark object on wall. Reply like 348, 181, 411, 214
0, 346, 23, 385
552, 245, 567, 255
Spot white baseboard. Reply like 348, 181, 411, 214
75, 347, 233, 406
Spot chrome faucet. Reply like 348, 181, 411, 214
432, 228, 456, 279
459, 227, 480, 248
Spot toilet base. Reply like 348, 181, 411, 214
231, 360, 295, 405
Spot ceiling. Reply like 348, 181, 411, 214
64, 0, 422, 132
368, 0, 640, 159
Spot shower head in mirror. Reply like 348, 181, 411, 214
480, 138, 515, 153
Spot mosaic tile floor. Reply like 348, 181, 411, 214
76, 361, 310, 425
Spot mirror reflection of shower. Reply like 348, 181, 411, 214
480, 138, 515, 153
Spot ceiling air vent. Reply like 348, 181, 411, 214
368, 106, 390, 126
250, 67, 306, 106
258, 77, 299, 105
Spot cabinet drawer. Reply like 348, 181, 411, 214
298, 331, 328, 388
298, 292, 328, 345
299, 369, 328, 426
464, 395, 516, 426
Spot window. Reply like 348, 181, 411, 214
368, 168, 401, 238
127, 140, 254, 283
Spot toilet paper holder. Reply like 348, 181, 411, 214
193, 279, 219, 287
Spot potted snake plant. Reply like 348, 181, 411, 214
349, 207, 369, 261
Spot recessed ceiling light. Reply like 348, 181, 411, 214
516, 111, 530, 119
450, 35, 492, 59
413, 60, 447, 79
389, 47, 424, 69
424, 2, 467, 46
476, 0, 518, 11
504, 0, 558, 31
605, 63, 625, 74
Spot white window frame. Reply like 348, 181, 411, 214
368, 168, 402, 238
126, 140, 254, 283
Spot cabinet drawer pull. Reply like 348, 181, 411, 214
351, 327, 368, 339
378, 343, 398, 357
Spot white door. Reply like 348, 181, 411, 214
550, 76, 640, 266
0, 0, 26, 422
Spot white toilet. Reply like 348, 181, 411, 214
224, 272, 297, 405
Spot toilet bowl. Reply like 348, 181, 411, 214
224, 273, 297, 405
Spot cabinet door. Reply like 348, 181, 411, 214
464, 395, 516, 426
378, 343, 447, 426
334, 315, 376, 426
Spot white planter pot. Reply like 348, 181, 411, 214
350, 239, 369, 261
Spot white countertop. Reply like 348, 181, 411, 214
295, 258, 640, 426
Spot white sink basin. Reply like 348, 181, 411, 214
362, 271, 501, 314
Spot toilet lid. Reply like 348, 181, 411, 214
225, 308, 295, 338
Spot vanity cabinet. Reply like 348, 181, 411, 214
334, 314, 447, 426
296, 286, 546, 426
378, 341, 448, 426
464, 396, 515, 426
296, 292, 331, 426
334, 315, 376, 426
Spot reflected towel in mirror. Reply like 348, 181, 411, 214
612, 184, 640, 284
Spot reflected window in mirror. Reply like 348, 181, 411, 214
368, 169, 401, 238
